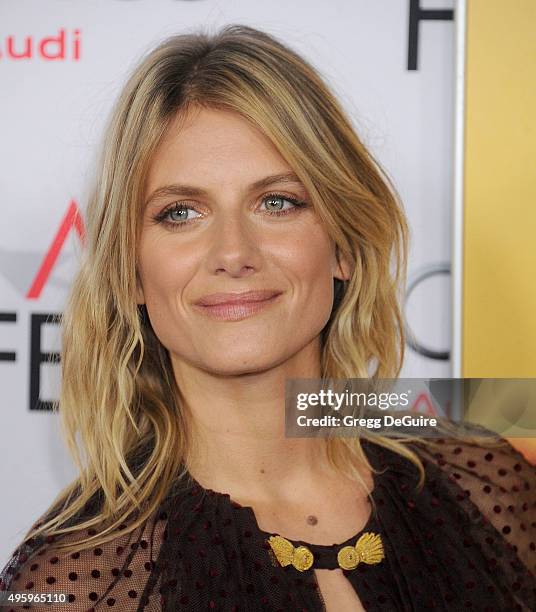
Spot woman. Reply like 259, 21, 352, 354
1, 25, 534, 612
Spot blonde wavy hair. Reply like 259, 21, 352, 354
23, 25, 504, 554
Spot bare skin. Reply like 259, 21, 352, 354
137, 105, 371, 610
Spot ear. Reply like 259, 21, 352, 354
333, 245, 352, 282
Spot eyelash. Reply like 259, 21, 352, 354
151, 192, 308, 230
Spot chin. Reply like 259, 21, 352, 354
211, 364, 275, 377
198, 348, 290, 377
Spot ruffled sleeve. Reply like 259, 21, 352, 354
0, 511, 168, 611
410, 434, 535, 608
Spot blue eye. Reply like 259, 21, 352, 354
261, 193, 308, 216
152, 192, 308, 231
153, 204, 201, 227
166, 205, 201, 223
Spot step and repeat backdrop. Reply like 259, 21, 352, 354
1, 0, 534, 563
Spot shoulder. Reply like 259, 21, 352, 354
408, 432, 533, 489
407, 433, 535, 574
0, 508, 169, 611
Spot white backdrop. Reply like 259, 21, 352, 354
1, 0, 455, 563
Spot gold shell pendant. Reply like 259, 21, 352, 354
267, 535, 314, 572
338, 532, 385, 570
267, 532, 384, 572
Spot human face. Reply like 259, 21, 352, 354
137, 106, 349, 376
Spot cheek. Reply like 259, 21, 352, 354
137, 236, 197, 354
137, 236, 193, 309
281, 230, 336, 339
280, 225, 335, 293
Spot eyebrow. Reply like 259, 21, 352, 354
144, 172, 305, 208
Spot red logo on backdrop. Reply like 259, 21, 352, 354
0, 201, 86, 410
410, 392, 439, 416
27, 200, 85, 299
0, 29, 81, 61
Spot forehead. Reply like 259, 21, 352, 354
146, 106, 292, 192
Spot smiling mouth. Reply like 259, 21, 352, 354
193, 293, 282, 321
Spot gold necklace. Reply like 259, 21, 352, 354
267, 531, 384, 572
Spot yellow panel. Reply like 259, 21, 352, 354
464, 0, 536, 377
463, 0, 536, 461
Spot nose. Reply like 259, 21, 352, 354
205, 209, 262, 278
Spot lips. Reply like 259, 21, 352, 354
195, 290, 282, 307
193, 289, 283, 322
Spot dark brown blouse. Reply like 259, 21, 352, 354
1, 433, 535, 611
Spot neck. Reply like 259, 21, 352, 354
171, 337, 335, 503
